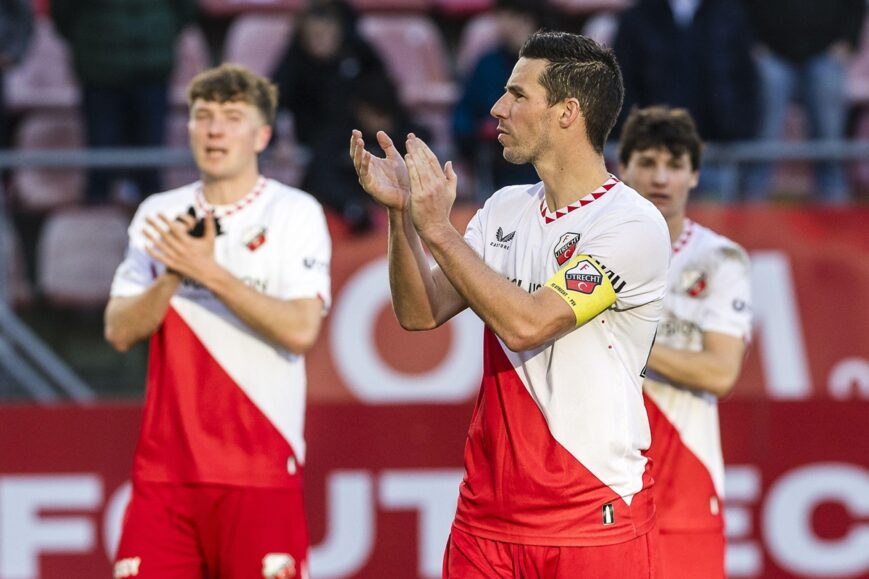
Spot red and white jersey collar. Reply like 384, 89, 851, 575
671, 218, 695, 255
195, 176, 267, 219
539, 175, 620, 224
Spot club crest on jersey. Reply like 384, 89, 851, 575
243, 225, 268, 252
262, 553, 296, 578
554, 232, 581, 265
489, 226, 516, 249
680, 269, 708, 298
114, 557, 141, 578
564, 259, 602, 294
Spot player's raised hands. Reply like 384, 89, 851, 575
143, 211, 219, 283
404, 134, 457, 238
350, 129, 410, 211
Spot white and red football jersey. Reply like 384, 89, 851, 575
111, 177, 331, 489
453, 176, 671, 546
643, 218, 752, 532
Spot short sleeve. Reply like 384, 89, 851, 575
275, 200, 332, 311
463, 206, 486, 257
579, 213, 670, 311
110, 202, 162, 297
700, 249, 752, 340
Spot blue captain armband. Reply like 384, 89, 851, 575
545, 254, 616, 327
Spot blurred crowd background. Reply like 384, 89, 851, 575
1, 0, 868, 398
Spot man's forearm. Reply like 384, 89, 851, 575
421, 224, 571, 352
387, 208, 452, 329
201, 267, 322, 355
104, 273, 182, 351
647, 343, 741, 398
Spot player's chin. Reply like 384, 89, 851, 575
502, 148, 529, 165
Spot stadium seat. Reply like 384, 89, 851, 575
349, 0, 431, 11
4, 17, 79, 111
11, 111, 85, 212
435, 0, 493, 18
455, 12, 500, 78
358, 14, 456, 150
222, 13, 295, 77
37, 206, 130, 308
549, 0, 632, 16
199, 0, 301, 17
581, 11, 621, 47
359, 14, 456, 108
170, 26, 212, 108
847, 13, 869, 105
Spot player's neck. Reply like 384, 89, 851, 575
537, 154, 610, 211
667, 215, 686, 245
200, 169, 261, 206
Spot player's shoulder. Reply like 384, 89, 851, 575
486, 181, 543, 206
606, 181, 670, 233
131, 183, 198, 222
692, 221, 750, 266
262, 178, 324, 213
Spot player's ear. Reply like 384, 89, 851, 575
254, 124, 273, 154
559, 98, 581, 128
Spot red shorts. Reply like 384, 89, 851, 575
114, 480, 308, 579
656, 530, 725, 579
443, 526, 658, 578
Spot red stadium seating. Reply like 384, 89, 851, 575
4, 17, 79, 111
170, 26, 212, 108
37, 207, 130, 308
455, 12, 499, 78
358, 14, 456, 150
435, 0, 493, 18
11, 111, 85, 212
199, 0, 301, 17
350, 0, 431, 11
549, 0, 632, 16
222, 13, 295, 76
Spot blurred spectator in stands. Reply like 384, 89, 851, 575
743, 0, 866, 204
452, 0, 541, 198
271, 0, 386, 148
51, 0, 196, 204
613, 0, 758, 198
304, 71, 428, 234
0, 0, 34, 148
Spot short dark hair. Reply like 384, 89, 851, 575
618, 106, 703, 170
188, 63, 279, 126
518, 31, 623, 153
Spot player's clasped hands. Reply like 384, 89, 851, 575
143, 211, 218, 281
350, 130, 457, 237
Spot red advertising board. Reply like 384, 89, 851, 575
0, 206, 868, 578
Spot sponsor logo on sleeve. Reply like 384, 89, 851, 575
554, 232, 581, 265
489, 227, 516, 249
262, 553, 297, 578
243, 225, 268, 252
564, 259, 602, 294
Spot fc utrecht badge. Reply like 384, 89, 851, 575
554, 232, 581, 265
262, 553, 296, 578
564, 259, 602, 294
680, 270, 708, 298
243, 225, 267, 252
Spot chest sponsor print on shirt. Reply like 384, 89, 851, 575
554, 232, 581, 265
564, 259, 602, 294
489, 226, 516, 249
243, 224, 268, 252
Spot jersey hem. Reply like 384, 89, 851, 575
451, 514, 656, 547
